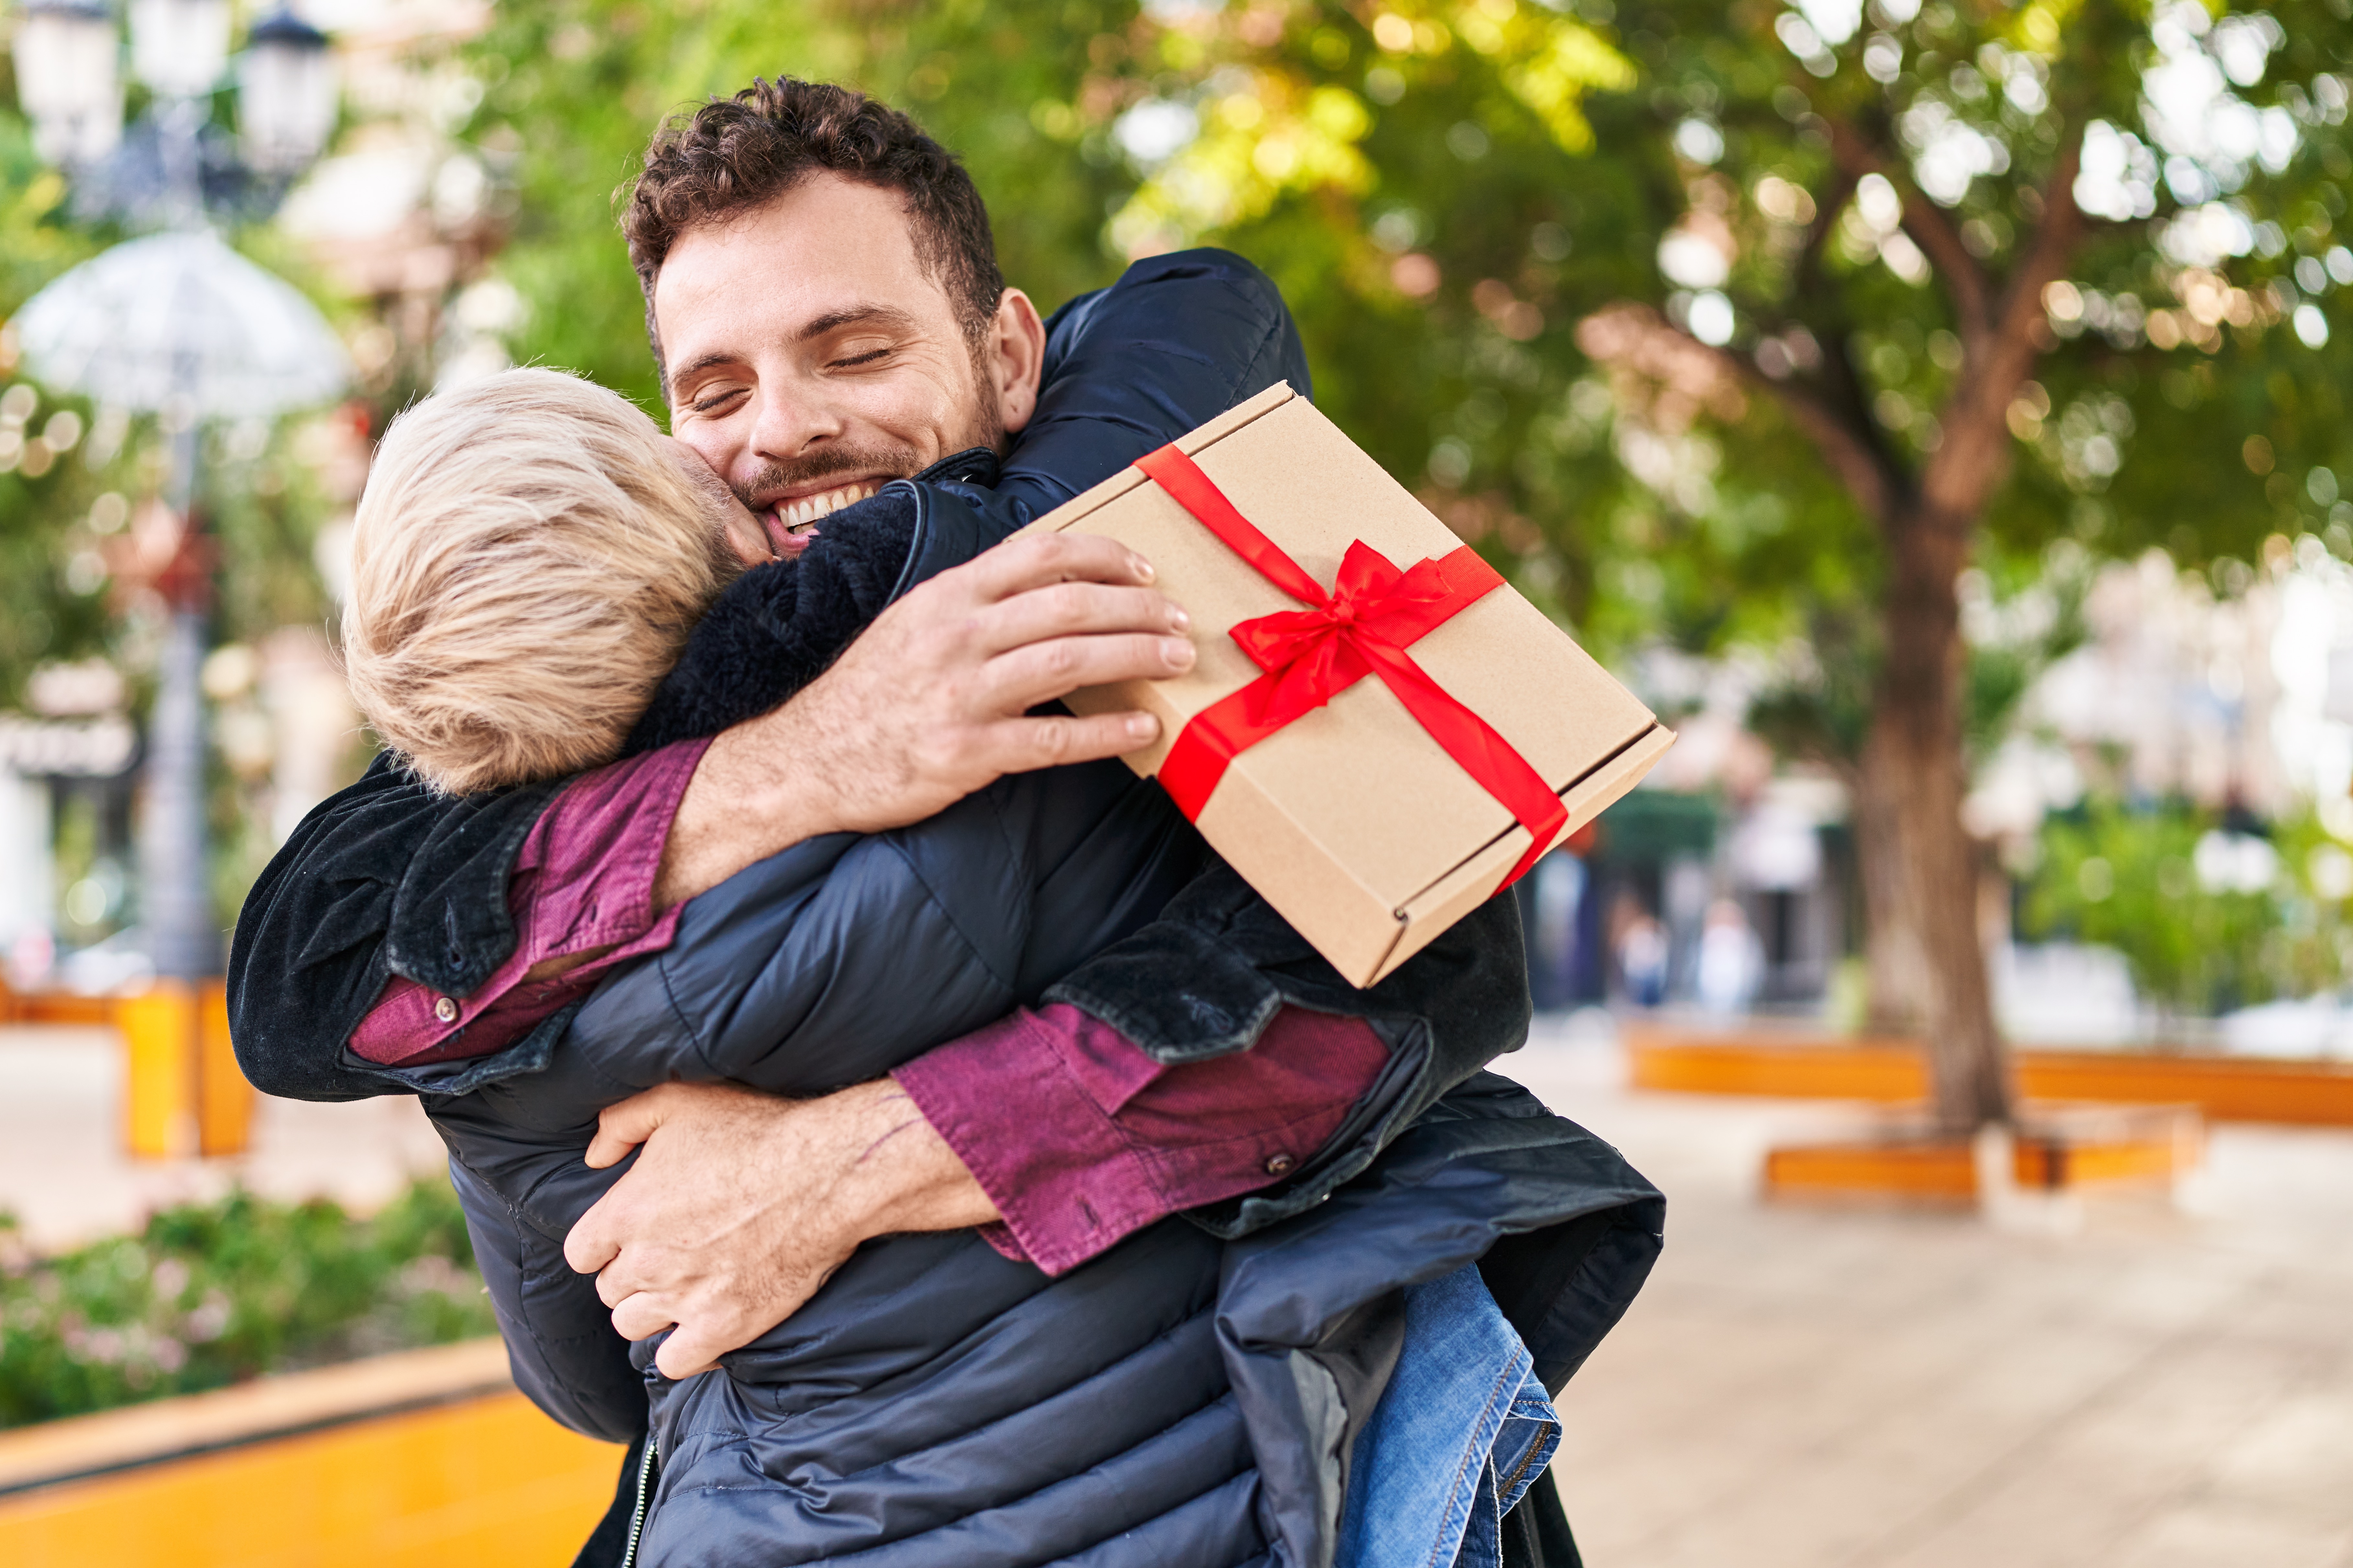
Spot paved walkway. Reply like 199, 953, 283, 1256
1511, 1017, 2353, 1568
0, 1025, 445, 1249
6, 1017, 2350, 1565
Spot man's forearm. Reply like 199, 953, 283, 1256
566, 998, 1389, 1383
566, 1077, 1001, 1378
654, 700, 848, 911
655, 528, 1185, 911
895, 1002, 1389, 1276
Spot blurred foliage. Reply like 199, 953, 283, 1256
0, 1178, 494, 1429
454, 0, 2353, 688
2022, 799, 2353, 1014
0, 116, 108, 711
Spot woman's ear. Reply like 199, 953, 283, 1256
985, 288, 1048, 438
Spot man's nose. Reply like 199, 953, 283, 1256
744, 374, 847, 465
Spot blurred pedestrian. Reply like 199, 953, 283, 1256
1614, 896, 1669, 1008
1695, 897, 1764, 1015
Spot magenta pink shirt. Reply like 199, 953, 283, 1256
349, 739, 1387, 1273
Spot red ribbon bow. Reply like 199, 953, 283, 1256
1135, 443, 1566, 889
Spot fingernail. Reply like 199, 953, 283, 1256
1131, 554, 1156, 582
1164, 637, 1195, 668
1169, 605, 1191, 631
1126, 713, 1158, 739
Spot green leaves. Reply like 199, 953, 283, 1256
0, 1179, 495, 1429
2023, 799, 2353, 1014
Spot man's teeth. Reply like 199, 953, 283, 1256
776, 482, 878, 532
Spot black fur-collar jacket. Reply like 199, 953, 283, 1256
624, 477, 923, 756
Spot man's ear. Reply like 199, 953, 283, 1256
984, 289, 1048, 438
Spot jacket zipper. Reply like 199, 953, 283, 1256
617, 1434, 656, 1568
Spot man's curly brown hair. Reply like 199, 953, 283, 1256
622, 78, 1006, 388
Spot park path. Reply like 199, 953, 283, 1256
0, 1024, 445, 1249
1514, 1018, 2353, 1568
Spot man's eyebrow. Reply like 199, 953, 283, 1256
668, 350, 741, 390
797, 304, 919, 341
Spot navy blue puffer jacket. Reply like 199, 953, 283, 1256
429, 732, 1661, 1565
422, 474, 1662, 1565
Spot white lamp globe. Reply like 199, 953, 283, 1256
239, 10, 337, 174
128, 0, 232, 99
14, 0, 123, 166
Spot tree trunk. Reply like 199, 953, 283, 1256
1872, 510, 2012, 1130
1850, 748, 1929, 1036
1680, 127, 2085, 1129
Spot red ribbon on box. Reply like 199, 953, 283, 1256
1133, 442, 1567, 888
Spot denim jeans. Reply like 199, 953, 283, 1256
1337, 1264, 1563, 1568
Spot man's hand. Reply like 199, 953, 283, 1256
562, 1079, 1000, 1380
656, 531, 1194, 908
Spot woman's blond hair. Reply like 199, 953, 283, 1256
343, 367, 738, 794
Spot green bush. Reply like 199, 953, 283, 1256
2022, 800, 2353, 1018
0, 1178, 496, 1429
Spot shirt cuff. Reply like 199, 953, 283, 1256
350, 737, 711, 1067
894, 1002, 1389, 1276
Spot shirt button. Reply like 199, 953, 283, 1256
433, 996, 459, 1024
1263, 1153, 1295, 1177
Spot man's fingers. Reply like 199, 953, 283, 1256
592, 1252, 647, 1307
609, 1292, 679, 1343
653, 1327, 729, 1382
648, 1274, 826, 1381
979, 631, 1195, 711
975, 711, 1161, 774
584, 1086, 676, 1169
957, 531, 1157, 602
564, 1201, 622, 1278
970, 580, 1189, 657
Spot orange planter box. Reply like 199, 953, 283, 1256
1763, 1110, 2199, 1205
0, 1340, 616, 1568
1626, 1025, 2353, 1127
1763, 1139, 1979, 1203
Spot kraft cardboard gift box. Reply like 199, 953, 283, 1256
1024, 382, 1674, 987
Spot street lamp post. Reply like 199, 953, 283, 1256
9, 3, 347, 1152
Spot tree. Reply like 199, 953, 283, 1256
1593, 0, 2349, 1128
0, 108, 107, 708
1113, 0, 2352, 1131
462, 2, 2353, 1131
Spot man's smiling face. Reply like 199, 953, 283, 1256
655, 174, 1041, 560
